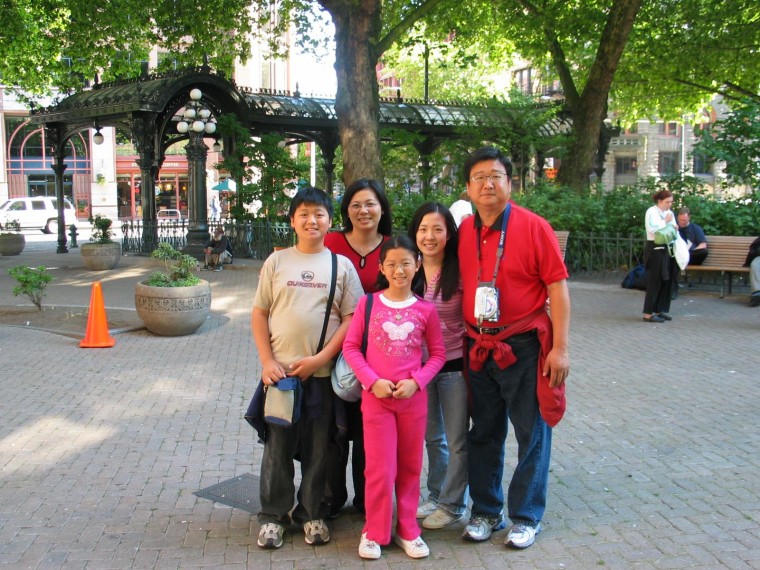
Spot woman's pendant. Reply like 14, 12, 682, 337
359, 256, 366, 268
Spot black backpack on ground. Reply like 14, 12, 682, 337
621, 264, 647, 290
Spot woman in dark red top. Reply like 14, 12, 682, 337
323, 178, 393, 517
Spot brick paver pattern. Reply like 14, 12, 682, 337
1, 247, 759, 569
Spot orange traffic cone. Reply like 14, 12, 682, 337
80, 281, 116, 348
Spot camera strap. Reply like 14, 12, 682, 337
476, 203, 511, 287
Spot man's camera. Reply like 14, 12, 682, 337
474, 285, 500, 324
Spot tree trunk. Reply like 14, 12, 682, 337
322, 0, 384, 187
557, 0, 643, 191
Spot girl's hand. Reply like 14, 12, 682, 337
371, 379, 396, 398
392, 379, 419, 399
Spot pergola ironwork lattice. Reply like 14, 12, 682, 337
29, 66, 567, 254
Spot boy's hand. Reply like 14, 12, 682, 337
288, 356, 321, 381
371, 379, 396, 398
261, 359, 287, 386
392, 379, 419, 399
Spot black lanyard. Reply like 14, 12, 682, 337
476, 203, 511, 286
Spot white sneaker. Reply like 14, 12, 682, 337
358, 533, 381, 559
416, 499, 437, 518
462, 513, 506, 542
257, 522, 284, 549
303, 519, 330, 545
393, 535, 429, 558
505, 522, 541, 549
423, 507, 466, 529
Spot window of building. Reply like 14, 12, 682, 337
513, 68, 533, 95
658, 122, 680, 136
692, 152, 711, 175
615, 156, 637, 175
659, 151, 679, 174
5, 116, 90, 175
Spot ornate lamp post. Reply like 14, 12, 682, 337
176, 88, 217, 256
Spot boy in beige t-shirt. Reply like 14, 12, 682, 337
252, 186, 362, 550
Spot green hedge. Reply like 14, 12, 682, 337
504, 176, 759, 238
342, 175, 759, 238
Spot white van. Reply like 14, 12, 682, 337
0, 196, 77, 234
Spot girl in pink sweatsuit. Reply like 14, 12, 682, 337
343, 235, 446, 560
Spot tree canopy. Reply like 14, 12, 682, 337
692, 99, 760, 189
0, 0, 253, 98
2, 0, 757, 190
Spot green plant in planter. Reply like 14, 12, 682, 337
88, 214, 114, 244
9, 265, 53, 310
1, 218, 21, 234
147, 242, 201, 287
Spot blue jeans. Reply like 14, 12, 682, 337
258, 377, 333, 525
425, 370, 469, 516
467, 332, 552, 525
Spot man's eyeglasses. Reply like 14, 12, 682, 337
470, 172, 507, 184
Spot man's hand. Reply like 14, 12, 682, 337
543, 346, 569, 387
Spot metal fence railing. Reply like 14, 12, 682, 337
119, 224, 748, 289
565, 233, 646, 273
120, 219, 295, 259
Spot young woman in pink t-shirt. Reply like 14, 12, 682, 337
342, 235, 446, 560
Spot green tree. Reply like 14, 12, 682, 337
215, 115, 308, 222
5, 0, 756, 195
613, 1, 760, 121
0, 0, 254, 98
692, 99, 760, 190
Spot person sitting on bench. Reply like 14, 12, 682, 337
202, 227, 231, 272
677, 207, 708, 265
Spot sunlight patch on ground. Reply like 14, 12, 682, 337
0, 417, 114, 474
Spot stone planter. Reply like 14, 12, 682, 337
134, 280, 211, 336
81, 242, 121, 270
0, 233, 26, 256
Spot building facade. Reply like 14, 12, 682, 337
0, 48, 292, 223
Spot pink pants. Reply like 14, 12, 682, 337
361, 389, 427, 545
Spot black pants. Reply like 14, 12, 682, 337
643, 242, 676, 314
323, 399, 365, 514
688, 248, 708, 265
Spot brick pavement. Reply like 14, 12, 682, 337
1, 245, 759, 569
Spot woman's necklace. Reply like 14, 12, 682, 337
348, 232, 382, 268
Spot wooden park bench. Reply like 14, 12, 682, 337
555, 230, 569, 260
683, 235, 756, 298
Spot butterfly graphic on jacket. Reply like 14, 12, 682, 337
382, 321, 415, 340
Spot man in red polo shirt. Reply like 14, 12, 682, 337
458, 146, 570, 550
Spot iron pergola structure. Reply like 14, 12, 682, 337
31, 64, 567, 253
